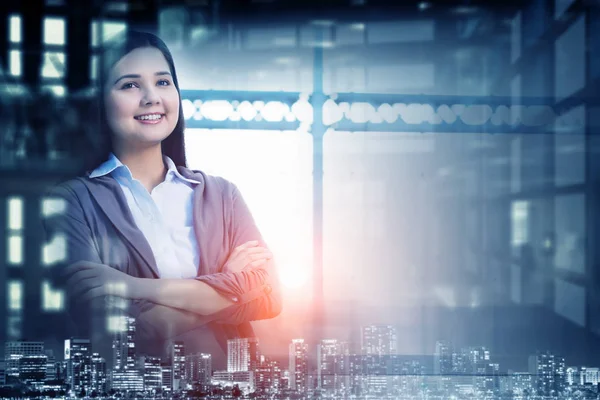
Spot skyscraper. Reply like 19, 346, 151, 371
4, 341, 44, 379
227, 337, 260, 373
91, 353, 107, 394
143, 356, 162, 391
172, 341, 185, 390
19, 355, 47, 387
317, 339, 350, 394
434, 340, 453, 375
64, 338, 92, 393
111, 317, 143, 392
185, 353, 211, 385
361, 325, 397, 395
529, 352, 566, 396
289, 339, 308, 392
161, 361, 173, 392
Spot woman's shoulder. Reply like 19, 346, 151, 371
45, 175, 101, 206
178, 166, 239, 194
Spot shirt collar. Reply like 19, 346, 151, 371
89, 152, 201, 186
164, 155, 201, 186
89, 153, 129, 179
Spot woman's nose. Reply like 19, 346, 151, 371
141, 88, 160, 105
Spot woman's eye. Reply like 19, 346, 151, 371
120, 82, 137, 90
157, 79, 171, 86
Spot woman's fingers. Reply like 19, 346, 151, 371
248, 252, 273, 263
247, 258, 270, 268
65, 269, 97, 290
79, 285, 108, 304
70, 279, 104, 301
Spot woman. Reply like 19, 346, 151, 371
44, 31, 282, 363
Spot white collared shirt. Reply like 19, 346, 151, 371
90, 153, 200, 278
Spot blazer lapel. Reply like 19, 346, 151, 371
78, 176, 161, 278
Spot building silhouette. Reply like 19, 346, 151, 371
529, 352, 566, 396
64, 338, 92, 393
171, 341, 185, 390
227, 337, 260, 373
289, 339, 308, 392
317, 338, 350, 394
110, 317, 143, 391
184, 352, 211, 386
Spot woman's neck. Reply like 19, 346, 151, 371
114, 144, 166, 193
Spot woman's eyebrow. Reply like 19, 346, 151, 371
113, 71, 172, 85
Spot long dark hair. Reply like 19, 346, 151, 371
88, 30, 187, 171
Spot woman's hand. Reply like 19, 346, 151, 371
63, 261, 140, 303
222, 240, 273, 274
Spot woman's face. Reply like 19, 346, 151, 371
104, 46, 180, 152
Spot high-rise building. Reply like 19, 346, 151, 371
4, 341, 44, 378
227, 337, 260, 373
112, 316, 137, 370
254, 356, 273, 393
161, 361, 173, 392
434, 340, 453, 375
91, 353, 107, 394
583, 367, 600, 386
64, 338, 92, 393
172, 341, 185, 390
348, 354, 364, 396
566, 367, 579, 386
362, 325, 397, 395
19, 355, 47, 387
511, 372, 533, 396
111, 317, 143, 392
289, 339, 308, 392
44, 349, 57, 382
0, 361, 5, 385
143, 356, 162, 391
529, 352, 565, 396
317, 339, 350, 394
255, 357, 282, 393
184, 353, 211, 385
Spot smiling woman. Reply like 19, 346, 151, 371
42, 31, 282, 365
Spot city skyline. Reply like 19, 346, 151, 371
2, 323, 599, 399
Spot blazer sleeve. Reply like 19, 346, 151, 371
42, 183, 110, 339
194, 184, 283, 325
42, 183, 222, 340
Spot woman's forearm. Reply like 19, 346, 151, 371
132, 278, 235, 315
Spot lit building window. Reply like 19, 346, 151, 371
41, 197, 66, 217
8, 281, 23, 311
7, 197, 24, 266
43, 85, 66, 97
90, 55, 99, 81
42, 281, 64, 311
511, 200, 529, 250
42, 52, 66, 78
42, 233, 66, 266
7, 235, 23, 265
8, 197, 23, 230
43, 17, 66, 45
9, 14, 21, 43
107, 315, 128, 333
9, 50, 21, 77
91, 20, 127, 47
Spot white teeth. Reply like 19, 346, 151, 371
137, 114, 162, 121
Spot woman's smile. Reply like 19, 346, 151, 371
134, 112, 165, 124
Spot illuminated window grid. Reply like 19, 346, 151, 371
39, 16, 67, 94
7, 197, 24, 266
